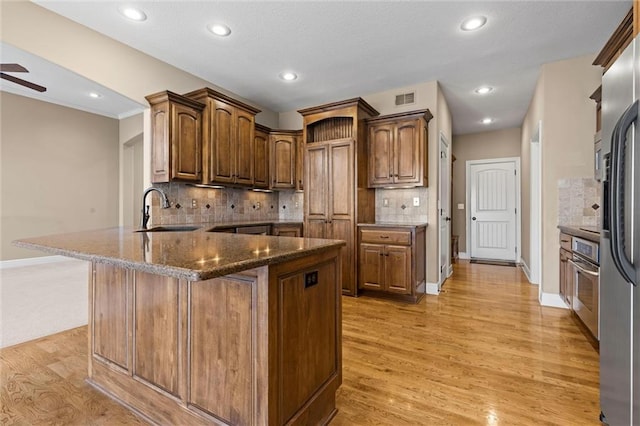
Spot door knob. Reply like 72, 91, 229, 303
472, 217, 477, 221
445, 217, 451, 222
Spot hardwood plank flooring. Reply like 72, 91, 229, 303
0, 262, 599, 425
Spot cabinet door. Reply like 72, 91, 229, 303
385, 245, 411, 294
305, 144, 328, 222
359, 243, 384, 291
330, 218, 355, 295
209, 100, 235, 184
368, 124, 394, 186
171, 103, 202, 181
234, 109, 255, 185
394, 120, 420, 185
271, 135, 296, 189
150, 105, 170, 183
305, 220, 326, 239
253, 130, 269, 188
329, 141, 353, 220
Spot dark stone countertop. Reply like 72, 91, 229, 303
13, 227, 344, 282
558, 225, 601, 243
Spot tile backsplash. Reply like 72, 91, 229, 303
150, 183, 280, 225
558, 177, 601, 227
278, 191, 304, 221
375, 187, 428, 223
149, 183, 425, 226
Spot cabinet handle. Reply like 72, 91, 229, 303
379, 236, 389, 239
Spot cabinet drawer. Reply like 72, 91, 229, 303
360, 229, 411, 245
559, 233, 572, 251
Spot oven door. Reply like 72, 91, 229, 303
569, 255, 600, 339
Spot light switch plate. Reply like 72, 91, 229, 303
413, 197, 420, 207
457, 203, 465, 210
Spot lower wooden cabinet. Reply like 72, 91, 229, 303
357, 224, 426, 303
272, 223, 303, 237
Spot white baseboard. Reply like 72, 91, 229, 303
0, 255, 78, 269
539, 292, 569, 309
426, 282, 440, 295
459, 252, 470, 260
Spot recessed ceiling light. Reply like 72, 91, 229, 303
118, 6, 147, 22
475, 86, 493, 95
208, 23, 231, 37
89, 92, 102, 99
279, 71, 298, 81
461, 16, 487, 31
481, 118, 493, 124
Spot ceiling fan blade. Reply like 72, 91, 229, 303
0, 63, 28, 73
0, 73, 47, 92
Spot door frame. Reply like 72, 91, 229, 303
438, 132, 451, 287
465, 157, 521, 262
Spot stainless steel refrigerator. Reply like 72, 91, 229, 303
600, 35, 640, 425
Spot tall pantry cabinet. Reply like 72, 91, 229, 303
298, 98, 379, 296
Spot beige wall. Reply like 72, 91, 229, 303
452, 127, 522, 253
0, 92, 119, 260
520, 54, 600, 295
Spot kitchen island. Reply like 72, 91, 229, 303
15, 228, 344, 425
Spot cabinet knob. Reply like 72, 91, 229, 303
380, 235, 389, 239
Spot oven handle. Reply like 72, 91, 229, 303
568, 259, 599, 277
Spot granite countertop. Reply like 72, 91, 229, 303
357, 222, 428, 228
14, 227, 344, 281
558, 225, 601, 243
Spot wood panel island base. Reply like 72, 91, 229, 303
15, 229, 345, 426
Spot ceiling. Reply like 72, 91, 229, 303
16, 1, 635, 134
0, 42, 143, 119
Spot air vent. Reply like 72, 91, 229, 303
395, 92, 415, 106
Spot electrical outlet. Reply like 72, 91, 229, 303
383, 198, 389, 207
255, 202, 261, 210
295, 201, 299, 208
191, 199, 198, 209
413, 197, 420, 207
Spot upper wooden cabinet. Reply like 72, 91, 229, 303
593, 6, 634, 72
183, 88, 260, 187
270, 130, 297, 189
146, 91, 205, 183
366, 109, 432, 188
253, 124, 270, 189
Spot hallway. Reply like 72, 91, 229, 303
0, 262, 599, 425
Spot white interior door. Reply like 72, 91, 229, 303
439, 134, 450, 282
469, 159, 518, 261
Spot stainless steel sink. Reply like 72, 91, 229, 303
135, 226, 201, 233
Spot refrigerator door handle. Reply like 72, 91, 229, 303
609, 99, 638, 285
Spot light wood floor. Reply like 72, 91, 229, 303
1, 262, 600, 425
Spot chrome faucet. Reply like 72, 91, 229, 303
140, 187, 171, 229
